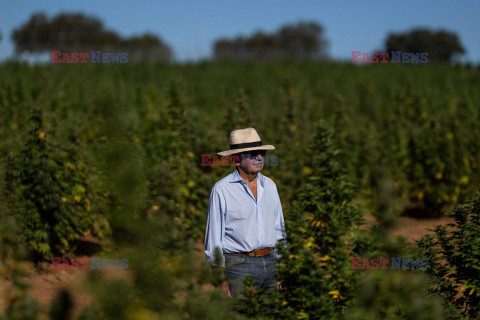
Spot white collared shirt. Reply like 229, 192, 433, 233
204, 167, 287, 267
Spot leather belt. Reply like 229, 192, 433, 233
228, 247, 274, 257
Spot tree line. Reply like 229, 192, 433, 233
11, 12, 173, 63
10, 12, 466, 63
214, 21, 328, 61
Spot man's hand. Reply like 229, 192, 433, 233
211, 267, 232, 298
221, 280, 232, 297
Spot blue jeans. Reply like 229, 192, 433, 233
224, 252, 278, 298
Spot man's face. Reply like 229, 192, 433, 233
234, 150, 266, 174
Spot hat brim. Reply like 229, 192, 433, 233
217, 145, 275, 157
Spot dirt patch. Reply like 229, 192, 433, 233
360, 214, 453, 241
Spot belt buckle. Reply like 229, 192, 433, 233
251, 248, 270, 257
254, 248, 265, 257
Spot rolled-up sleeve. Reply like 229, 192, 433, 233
273, 184, 287, 260
204, 186, 226, 268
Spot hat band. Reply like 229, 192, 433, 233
230, 141, 262, 150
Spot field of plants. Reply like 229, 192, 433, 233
1, 60, 480, 319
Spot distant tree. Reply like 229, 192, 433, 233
12, 11, 172, 63
277, 21, 327, 59
12, 12, 119, 53
120, 33, 173, 63
245, 31, 278, 60
214, 21, 328, 61
385, 28, 465, 63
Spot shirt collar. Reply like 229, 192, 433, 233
230, 167, 265, 187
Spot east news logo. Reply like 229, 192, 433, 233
51, 257, 128, 269
351, 51, 428, 63
51, 51, 128, 63
352, 257, 429, 269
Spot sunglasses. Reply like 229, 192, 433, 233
242, 150, 267, 158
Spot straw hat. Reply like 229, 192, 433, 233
217, 128, 275, 156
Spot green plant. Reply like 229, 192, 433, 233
417, 191, 480, 319
345, 169, 445, 320
4, 107, 97, 259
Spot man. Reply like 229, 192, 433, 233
204, 127, 287, 298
